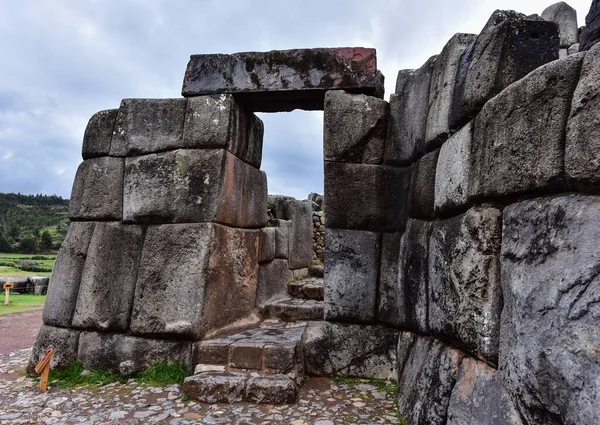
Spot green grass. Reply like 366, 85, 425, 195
0, 254, 55, 276
0, 294, 46, 315
135, 361, 189, 386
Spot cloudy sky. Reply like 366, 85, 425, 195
0, 0, 593, 200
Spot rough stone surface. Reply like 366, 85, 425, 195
229, 342, 264, 370
579, 0, 600, 51
272, 219, 290, 259
110, 98, 186, 157
377, 233, 402, 327
78, 332, 192, 376
183, 95, 264, 168
123, 149, 267, 227
182, 48, 384, 112
280, 199, 313, 270
385, 56, 437, 165
397, 220, 433, 334
566, 43, 600, 192
69, 157, 124, 221
542, 2, 579, 47
263, 343, 298, 372
429, 207, 502, 364
434, 121, 473, 215
324, 229, 381, 323
408, 149, 440, 220
324, 162, 409, 232
568, 42, 579, 54
425, 33, 477, 146
256, 259, 292, 308
195, 339, 230, 365
27, 326, 80, 374
130, 223, 259, 339
447, 358, 524, 425
82, 109, 117, 159
30, 276, 49, 296
266, 298, 324, 321
323, 90, 388, 164
183, 372, 247, 403
450, 10, 559, 129
396, 335, 465, 425
246, 375, 297, 404
305, 322, 398, 379
42, 222, 95, 327
258, 227, 276, 264
500, 195, 600, 425
71, 223, 145, 332
470, 53, 584, 201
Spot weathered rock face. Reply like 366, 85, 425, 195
580, 0, 600, 51
69, 157, 124, 221
123, 149, 267, 227
377, 232, 402, 326
256, 259, 293, 308
397, 335, 465, 425
280, 200, 313, 270
130, 223, 259, 340
324, 229, 380, 323
500, 195, 600, 425
450, 10, 559, 129
566, 43, 600, 192
469, 53, 584, 201
324, 162, 409, 232
182, 48, 384, 112
541, 2, 579, 47
447, 358, 524, 425
408, 149, 439, 220
429, 207, 502, 365
323, 91, 388, 164
258, 227, 276, 264
27, 326, 80, 374
82, 109, 117, 159
305, 322, 398, 379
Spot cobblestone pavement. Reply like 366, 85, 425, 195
0, 348, 401, 425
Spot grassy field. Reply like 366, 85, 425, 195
0, 253, 55, 277
0, 293, 46, 315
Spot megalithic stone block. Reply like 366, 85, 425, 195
323, 90, 388, 164
256, 259, 293, 308
182, 48, 384, 112
469, 53, 584, 202
450, 10, 559, 130
407, 148, 440, 220
82, 109, 117, 159
377, 232, 402, 327
42, 222, 95, 327
500, 195, 600, 425
123, 149, 267, 227
541, 2, 579, 47
580, 0, 600, 51
69, 156, 124, 221
258, 227, 276, 264
71, 222, 145, 332
281, 199, 313, 270
27, 325, 80, 375
129, 223, 259, 340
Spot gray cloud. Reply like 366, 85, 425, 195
0, 0, 593, 199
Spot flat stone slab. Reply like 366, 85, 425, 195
182, 48, 384, 112
266, 298, 324, 321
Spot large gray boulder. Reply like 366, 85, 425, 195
450, 10, 559, 129
429, 207, 502, 365
397, 335, 465, 425
27, 326, 80, 374
324, 162, 409, 232
407, 148, 439, 220
82, 109, 117, 159
43, 222, 96, 327
425, 33, 477, 146
580, 0, 600, 51
385, 56, 437, 165
500, 195, 600, 425
130, 223, 259, 339
69, 156, 124, 221
377, 232, 402, 326
71, 223, 145, 332
181, 48, 384, 112
397, 220, 433, 334
183, 95, 264, 168
447, 358, 524, 425
256, 259, 292, 308
470, 53, 584, 201
78, 332, 192, 376
323, 91, 388, 164
305, 321, 398, 379
123, 149, 267, 227
541, 2, 579, 47
324, 228, 381, 323
110, 98, 186, 157
566, 43, 600, 192
280, 199, 313, 270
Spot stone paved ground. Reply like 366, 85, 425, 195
0, 348, 401, 425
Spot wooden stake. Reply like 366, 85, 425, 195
3, 282, 14, 306
35, 347, 55, 392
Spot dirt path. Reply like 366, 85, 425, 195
0, 309, 42, 356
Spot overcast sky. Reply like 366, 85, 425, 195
0, 0, 593, 200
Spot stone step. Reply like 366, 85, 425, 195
183, 371, 297, 404
265, 298, 324, 321
288, 277, 324, 301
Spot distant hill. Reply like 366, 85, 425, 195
0, 192, 69, 253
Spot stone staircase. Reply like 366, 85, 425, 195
264, 274, 324, 322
